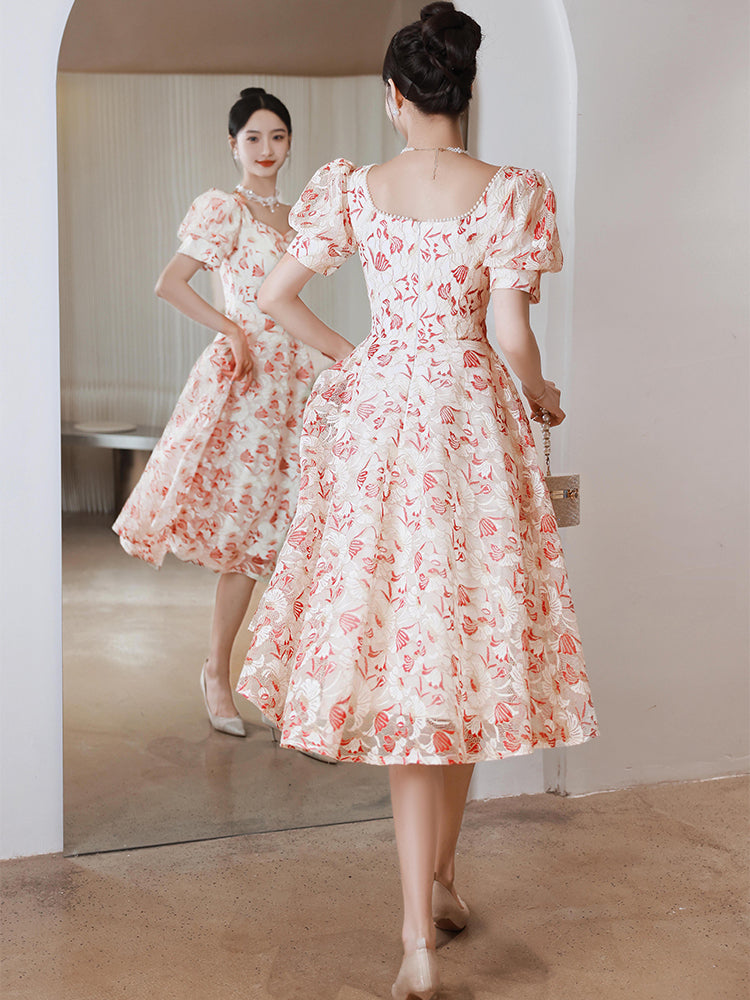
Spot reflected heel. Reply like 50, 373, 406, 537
261, 715, 336, 764
199, 664, 246, 737
260, 715, 281, 742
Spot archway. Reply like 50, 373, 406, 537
0, 0, 578, 858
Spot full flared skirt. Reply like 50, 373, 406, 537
113, 330, 314, 578
237, 331, 598, 761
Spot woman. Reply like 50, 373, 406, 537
237, 4, 598, 996
114, 88, 315, 738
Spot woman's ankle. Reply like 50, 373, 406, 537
433, 867, 455, 890
203, 656, 230, 682
402, 927, 436, 952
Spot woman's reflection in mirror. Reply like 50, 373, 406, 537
113, 88, 316, 742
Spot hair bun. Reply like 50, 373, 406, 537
420, 1, 462, 25
240, 86, 267, 99
419, 2, 481, 73
383, 3, 481, 116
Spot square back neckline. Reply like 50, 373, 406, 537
360, 163, 504, 225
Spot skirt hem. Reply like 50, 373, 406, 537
242, 699, 599, 766
114, 525, 268, 580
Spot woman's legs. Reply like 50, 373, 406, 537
434, 763, 475, 890
389, 762, 475, 952
203, 571, 255, 718
389, 764, 441, 951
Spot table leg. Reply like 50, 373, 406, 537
112, 449, 135, 514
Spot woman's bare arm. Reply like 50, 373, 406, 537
155, 253, 252, 380
492, 288, 565, 425
258, 254, 355, 362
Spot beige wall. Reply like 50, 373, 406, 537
58, 0, 423, 74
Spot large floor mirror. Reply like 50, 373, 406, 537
60, 0, 422, 855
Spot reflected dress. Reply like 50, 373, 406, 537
114, 190, 315, 578
237, 159, 598, 762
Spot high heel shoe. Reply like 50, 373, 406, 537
432, 879, 470, 932
199, 664, 246, 737
261, 714, 281, 742
391, 938, 439, 1000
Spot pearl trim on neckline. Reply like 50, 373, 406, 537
360, 164, 505, 225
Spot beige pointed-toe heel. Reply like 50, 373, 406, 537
199, 664, 246, 737
391, 938, 439, 1000
432, 878, 469, 932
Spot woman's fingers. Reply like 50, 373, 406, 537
524, 380, 566, 426
224, 327, 253, 382
233, 351, 253, 382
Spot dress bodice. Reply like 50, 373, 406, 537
177, 190, 293, 340
288, 159, 562, 351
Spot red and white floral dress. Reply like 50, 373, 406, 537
113, 190, 315, 578
237, 159, 598, 763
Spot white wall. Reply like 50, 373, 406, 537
560, 0, 749, 792
0, 0, 74, 858
0, 0, 747, 858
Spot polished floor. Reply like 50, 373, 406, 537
63, 514, 390, 854
2, 776, 747, 999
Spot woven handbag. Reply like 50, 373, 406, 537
542, 411, 580, 528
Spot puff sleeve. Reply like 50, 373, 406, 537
177, 189, 242, 270
287, 159, 358, 275
484, 169, 563, 304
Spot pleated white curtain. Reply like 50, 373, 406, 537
58, 72, 401, 512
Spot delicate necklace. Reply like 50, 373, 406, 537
235, 184, 281, 213
401, 145, 467, 180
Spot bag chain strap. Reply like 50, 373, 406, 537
542, 410, 552, 477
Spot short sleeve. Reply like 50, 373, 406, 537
287, 159, 358, 275
176, 189, 242, 270
484, 169, 563, 304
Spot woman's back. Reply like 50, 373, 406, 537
366, 152, 499, 222
289, 157, 562, 341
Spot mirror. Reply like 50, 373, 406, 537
60, 0, 423, 855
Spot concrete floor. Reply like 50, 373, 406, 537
63, 515, 390, 854
2, 776, 747, 999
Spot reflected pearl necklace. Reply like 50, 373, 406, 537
401, 145, 467, 180
235, 184, 281, 213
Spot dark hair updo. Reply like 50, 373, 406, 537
228, 87, 292, 137
382, 2, 482, 116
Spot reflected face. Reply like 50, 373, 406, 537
232, 109, 291, 179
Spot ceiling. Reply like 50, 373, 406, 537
59, 0, 424, 75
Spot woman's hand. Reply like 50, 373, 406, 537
224, 323, 254, 382
523, 379, 566, 426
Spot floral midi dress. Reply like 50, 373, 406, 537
237, 159, 598, 763
114, 190, 315, 578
